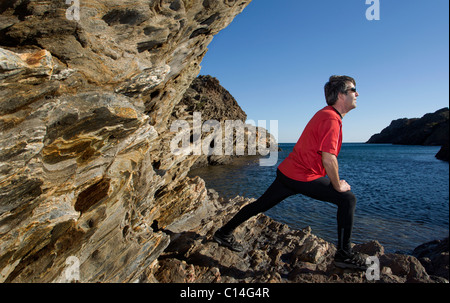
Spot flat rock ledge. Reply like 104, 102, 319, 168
153, 190, 449, 284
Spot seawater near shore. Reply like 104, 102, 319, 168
170, 112, 279, 166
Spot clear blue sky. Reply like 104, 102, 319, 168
199, 0, 449, 143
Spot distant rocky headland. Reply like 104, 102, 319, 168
0, 0, 447, 284
366, 108, 449, 161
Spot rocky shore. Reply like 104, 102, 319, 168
152, 185, 449, 283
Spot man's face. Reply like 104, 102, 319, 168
343, 82, 359, 111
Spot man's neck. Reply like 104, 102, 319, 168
331, 105, 345, 118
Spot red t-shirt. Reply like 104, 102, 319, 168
278, 106, 342, 182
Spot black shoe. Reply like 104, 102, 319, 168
213, 229, 244, 252
334, 249, 368, 271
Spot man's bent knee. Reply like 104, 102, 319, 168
342, 191, 357, 209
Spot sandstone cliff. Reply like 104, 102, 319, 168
0, 0, 252, 283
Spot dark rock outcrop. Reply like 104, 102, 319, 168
179, 75, 247, 122
367, 108, 449, 161
412, 237, 449, 281
435, 141, 449, 161
173, 75, 277, 169
367, 108, 449, 146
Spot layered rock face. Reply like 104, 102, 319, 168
0, 0, 252, 282
179, 75, 247, 122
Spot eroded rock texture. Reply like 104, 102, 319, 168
0, 0, 252, 283
155, 191, 448, 283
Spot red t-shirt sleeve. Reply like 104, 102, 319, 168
318, 118, 341, 156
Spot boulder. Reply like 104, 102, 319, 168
412, 237, 449, 280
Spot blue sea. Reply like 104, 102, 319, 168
188, 143, 449, 253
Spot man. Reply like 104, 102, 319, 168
213, 75, 367, 270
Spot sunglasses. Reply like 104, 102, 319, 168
346, 87, 357, 93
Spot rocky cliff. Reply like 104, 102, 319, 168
174, 75, 277, 168
179, 75, 247, 122
0, 0, 253, 283
366, 108, 449, 161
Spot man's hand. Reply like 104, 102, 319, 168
337, 180, 351, 192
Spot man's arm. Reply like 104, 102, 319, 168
321, 151, 351, 192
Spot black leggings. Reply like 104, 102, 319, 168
220, 169, 357, 251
